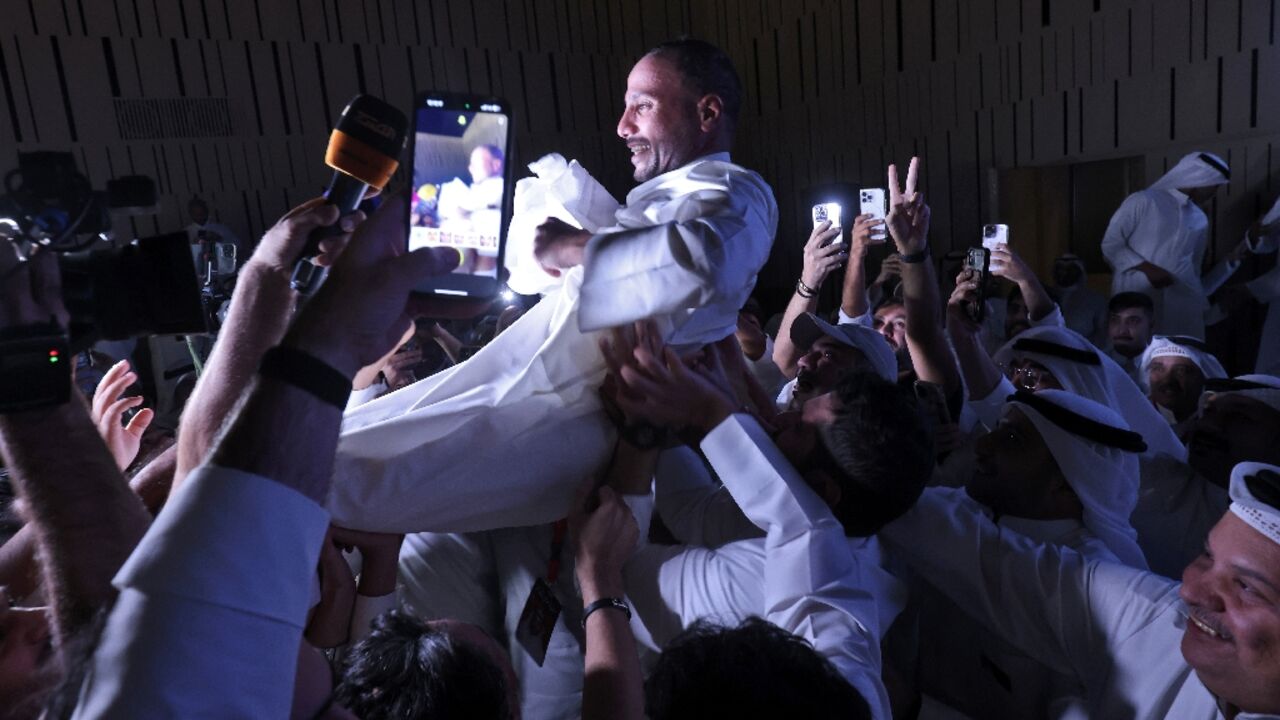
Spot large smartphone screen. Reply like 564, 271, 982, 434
409, 93, 512, 296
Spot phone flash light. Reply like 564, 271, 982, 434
500, 289, 515, 303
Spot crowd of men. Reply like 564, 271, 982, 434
1, 37, 1279, 720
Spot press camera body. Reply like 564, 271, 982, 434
0, 152, 206, 412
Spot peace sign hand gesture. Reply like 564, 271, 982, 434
886, 156, 930, 256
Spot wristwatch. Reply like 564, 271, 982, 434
620, 421, 667, 450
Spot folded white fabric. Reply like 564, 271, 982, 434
1228, 461, 1280, 547
504, 153, 621, 295
1148, 151, 1230, 192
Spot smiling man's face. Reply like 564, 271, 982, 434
616, 54, 707, 183
1178, 513, 1280, 713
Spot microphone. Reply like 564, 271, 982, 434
291, 94, 408, 294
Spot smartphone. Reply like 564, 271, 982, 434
859, 188, 888, 242
408, 92, 514, 298
963, 246, 991, 323
812, 202, 843, 244
982, 224, 1009, 272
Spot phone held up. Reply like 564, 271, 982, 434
982, 223, 1011, 272
408, 92, 515, 299
859, 188, 888, 242
812, 202, 843, 244
962, 246, 991, 324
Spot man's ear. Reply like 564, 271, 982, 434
697, 95, 725, 132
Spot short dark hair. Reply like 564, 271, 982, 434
1109, 291, 1154, 317
873, 297, 904, 315
334, 611, 510, 720
819, 372, 934, 535
644, 617, 870, 720
645, 38, 743, 128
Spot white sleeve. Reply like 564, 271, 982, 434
837, 308, 874, 326
653, 446, 762, 548
700, 414, 892, 719
622, 491, 757, 649
577, 172, 776, 331
879, 488, 1181, 681
1031, 304, 1066, 328
346, 380, 388, 411
967, 376, 1016, 430
73, 465, 329, 719
1100, 193, 1154, 273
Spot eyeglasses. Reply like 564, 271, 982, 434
1009, 365, 1054, 391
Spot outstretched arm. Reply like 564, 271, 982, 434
840, 214, 888, 320
885, 158, 960, 395
175, 200, 358, 489
773, 221, 845, 377
0, 248, 150, 648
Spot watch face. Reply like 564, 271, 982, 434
624, 422, 661, 449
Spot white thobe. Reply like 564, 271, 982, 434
1132, 452, 1228, 579
73, 466, 329, 719
880, 489, 1278, 719
1102, 188, 1211, 338
327, 153, 777, 532
624, 414, 896, 719
899, 488, 1115, 720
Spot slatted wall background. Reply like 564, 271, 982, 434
712, 0, 1280, 298
3, 0, 1278, 304
0, 0, 693, 246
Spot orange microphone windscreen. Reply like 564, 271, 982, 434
325, 129, 400, 190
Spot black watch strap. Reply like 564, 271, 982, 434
259, 346, 352, 409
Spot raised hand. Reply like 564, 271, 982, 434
800, 220, 846, 291
850, 213, 887, 252
284, 195, 461, 378
534, 217, 593, 277
90, 359, 154, 471
989, 245, 1034, 284
601, 320, 737, 436
886, 157, 930, 256
946, 268, 984, 337
249, 198, 365, 277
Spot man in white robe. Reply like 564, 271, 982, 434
326, 39, 778, 533
1102, 152, 1230, 338
880, 460, 1280, 719
902, 390, 1148, 719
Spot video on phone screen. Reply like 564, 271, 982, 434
409, 108, 509, 278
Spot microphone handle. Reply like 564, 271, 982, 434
290, 171, 370, 294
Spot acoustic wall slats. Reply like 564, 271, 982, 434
10, 0, 1280, 276
691, 0, 1280, 296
